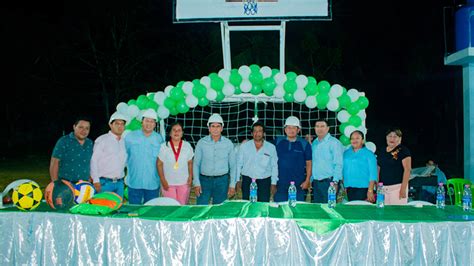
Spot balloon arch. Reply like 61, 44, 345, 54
114, 64, 375, 151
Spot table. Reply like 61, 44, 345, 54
1, 201, 473, 265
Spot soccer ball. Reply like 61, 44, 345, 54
73, 181, 95, 204
12, 182, 43, 211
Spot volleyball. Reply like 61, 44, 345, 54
11, 182, 43, 211
73, 181, 95, 204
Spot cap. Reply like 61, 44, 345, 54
284, 116, 301, 128
109, 112, 129, 124
207, 113, 224, 127
142, 109, 158, 121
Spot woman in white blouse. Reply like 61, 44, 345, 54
157, 122, 194, 205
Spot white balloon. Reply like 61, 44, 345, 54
347, 88, 360, 102
206, 88, 217, 101
200, 76, 211, 89
116, 102, 128, 115
157, 106, 170, 119
274, 85, 285, 98
365, 141, 376, 153
337, 110, 350, 123
329, 84, 344, 98
295, 75, 308, 90
185, 95, 198, 108
240, 79, 252, 93
344, 125, 357, 137
305, 96, 317, 109
260, 66, 272, 78
136, 110, 145, 120
153, 91, 166, 105
238, 65, 251, 79
357, 110, 367, 120
218, 69, 231, 82
127, 105, 140, 118
293, 89, 307, 103
222, 83, 235, 96
182, 81, 194, 95
327, 98, 340, 111
274, 72, 287, 85
357, 125, 368, 135
164, 85, 173, 97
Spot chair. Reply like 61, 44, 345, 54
407, 200, 435, 206
344, 200, 374, 205
447, 178, 472, 206
144, 197, 181, 206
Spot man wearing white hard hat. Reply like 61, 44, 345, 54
90, 112, 129, 197
273, 116, 312, 202
193, 113, 236, 205
124, 109, 164, 204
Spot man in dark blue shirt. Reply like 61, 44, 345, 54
273, 116, 312, 202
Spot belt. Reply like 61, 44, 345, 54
200, 174, 227, 178
314, 177, 333, 182
100, 177, 123, 183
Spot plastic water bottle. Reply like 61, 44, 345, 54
327, 182, 336, 208
462, 184, 472, 211
376, 182, 384, 208
288, 181, 297, 207
250, 178, 258, 203
436, 183, 445, 209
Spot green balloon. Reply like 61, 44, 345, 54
127, 119, 141, 130
169, 106, 179, 116
318, 80, 331, 94
308, 76, 317, 85
250, 84, 262, 95
347, 102, 360, 115
198, 97, 210, 107
192, 79, 200, 86
176, 81, 185, 88
349, 115, 362, 127
271, 69, 279, 77
357, 96, 369, 109
215, 91, 225, 102
339, 122, 349, 134
193, 84, 207, 98
147, 93, 155, 101
170, 87, 185, 101
209, 73, 219, 80
286, 72, 297, 80
229, 70, 242, 86
261, 78, 276, 92
263, 86, 274, 96
164, 97, 177, 109
304, 82, 318, 96
146, 101, 158, 111
338, 94, 351, 109
249, 71, 263, 85
234, 86, 242, 95
128, 99, 137, 106
249, 64, 260, 73
176, 100, 190, 114
136, 95, 148, 109
339, 135, 350, 146
316, 93, 330, 108
210, 76, 224, 91
283, 92, 294, 102
283, 80, 297, 93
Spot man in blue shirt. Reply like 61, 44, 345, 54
273, 116, 312, 202
236, 122, 278, 202
193, 113, 236, 205
311, 119, 344, 203
125, 109, 164, 204
50, 117, 93, 183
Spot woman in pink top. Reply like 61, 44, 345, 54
157, 122, 194, 205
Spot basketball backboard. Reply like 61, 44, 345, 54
173, 0, 331, 23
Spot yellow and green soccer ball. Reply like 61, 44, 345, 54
12, 182, 43, 211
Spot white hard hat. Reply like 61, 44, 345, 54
142, 109, 158, 121
109, 112, 129, 124
284, 116, 301, 128
207, 113, 224, 127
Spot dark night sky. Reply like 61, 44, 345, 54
0, 0, 467, 175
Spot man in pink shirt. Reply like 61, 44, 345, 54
90, 112, 129, 197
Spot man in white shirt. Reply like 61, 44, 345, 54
90, 112, 128, 197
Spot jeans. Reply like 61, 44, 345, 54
346, 187, 369, 201
128, 187, 160, 204
99, 178, 124, 198
241, 175, 271, 202
196, 174, 229, 205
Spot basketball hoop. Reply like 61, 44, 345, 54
243, 0, 258, 16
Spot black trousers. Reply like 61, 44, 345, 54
241, 175, 271, 202
346, 187, 369, 201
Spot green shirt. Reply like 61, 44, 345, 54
52, 132, 93, 182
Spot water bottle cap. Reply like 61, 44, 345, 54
252, 178, 256, 182
290, 181, 295, 185
330, 182, 334, 185
378, 182, 383, 186
439, 182, 443, 186
465, 184, 470, 188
